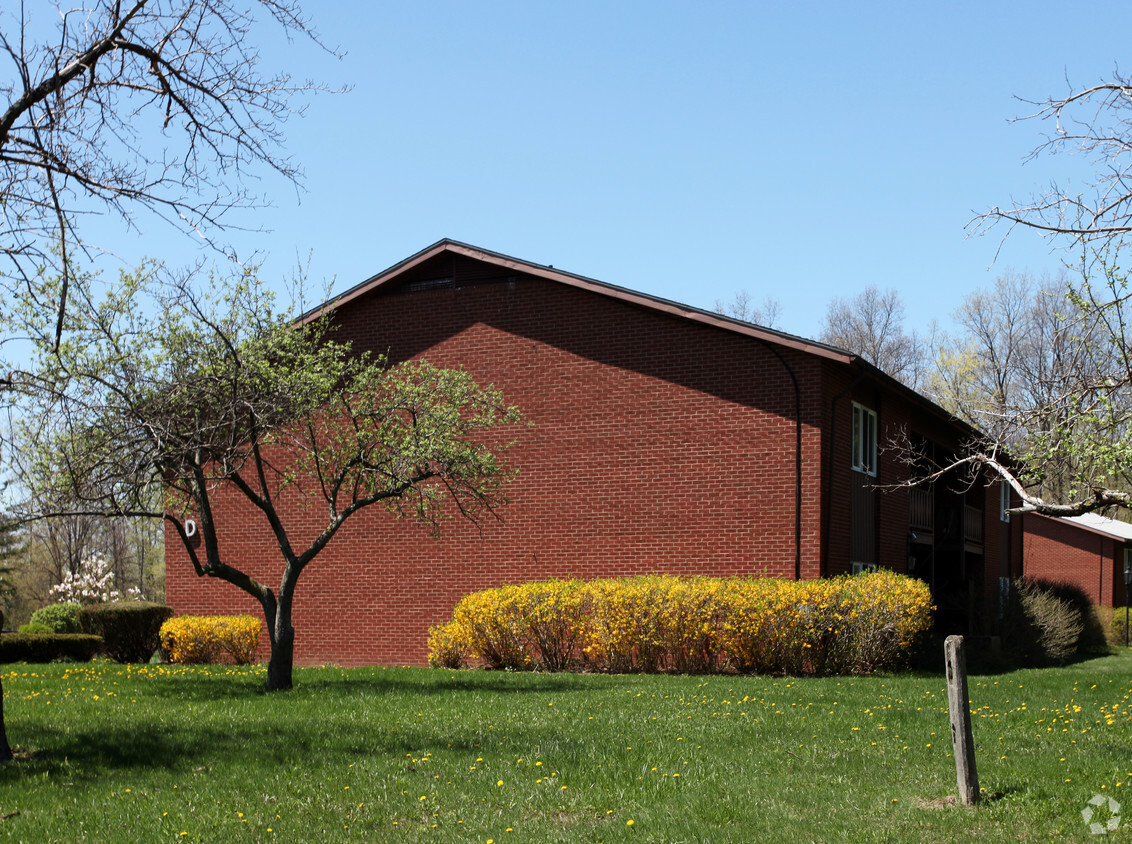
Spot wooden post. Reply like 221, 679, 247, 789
945, 635, 979, 806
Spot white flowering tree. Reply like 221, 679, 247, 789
50, 553, 143, 605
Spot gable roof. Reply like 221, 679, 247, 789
304, 238, 855, 363
304, 238, 977, 437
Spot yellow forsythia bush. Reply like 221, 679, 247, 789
429, 570, 932, 676
159, 615, 262, 665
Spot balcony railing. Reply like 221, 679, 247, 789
909, 488, 934, 532
964, 504, 984, 546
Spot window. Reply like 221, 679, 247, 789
1000, 481, 1012, 523
851, 402, 877, 476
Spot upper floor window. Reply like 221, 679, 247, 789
851, 402, 877, 476
1000, 480, 1012, 522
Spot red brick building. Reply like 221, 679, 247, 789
165, 240, 1022, 665
1021, 512, 1131, 608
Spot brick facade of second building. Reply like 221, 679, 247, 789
1021, 512, 1129, 608
164, 240, 1020, 665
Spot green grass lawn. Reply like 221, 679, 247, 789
0, 652, 1128, 842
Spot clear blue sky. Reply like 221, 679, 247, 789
102, 1, 1132, 341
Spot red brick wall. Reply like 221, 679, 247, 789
1022, 514, 1122, 607
164, 261, 1017, 664
166, 271, 832, 665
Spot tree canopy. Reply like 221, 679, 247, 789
972, 73, 1132, 255
4, 264, 521, 689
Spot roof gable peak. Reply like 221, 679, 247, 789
305, 239, 853, 363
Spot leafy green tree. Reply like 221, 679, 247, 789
5, 263, 520, 690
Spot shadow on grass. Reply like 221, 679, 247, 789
911, 634, 1124, 677
0, 667, 636, 785
290, 667, 627, 697
1, 713, 516, 784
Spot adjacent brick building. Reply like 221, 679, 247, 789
165, 240, 1022, 665
1021, 512, 1131, 608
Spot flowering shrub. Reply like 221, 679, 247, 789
159, 615, 262, 664
430, 570, 933, 676
518, 579, 590, 671
447, 587, 531, 670
51, 553, 142, 604
427, 621, 470, 669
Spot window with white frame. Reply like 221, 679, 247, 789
851, 402, 877, 476
1000, 480, 1012, 522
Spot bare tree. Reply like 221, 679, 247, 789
712, 290, 782, 328
908, 254, 1132, 517
971, 72, 1132, 255
924, 270, 1118, 505
936, 72, 1132, 517
0, 0, 333, 346
818, 286, 925, 388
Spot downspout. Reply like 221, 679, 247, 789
822, 370, 867, 579
752, 339, 803, 581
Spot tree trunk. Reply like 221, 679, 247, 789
0, 677, 12, 763
0, 612, 13, 761
266, 627, 294, 691
264, 592, 295, 691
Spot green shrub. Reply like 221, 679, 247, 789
18, 622, 53, 635
1005, 578, 1083, 665
430, 571, 934, 676
1107, 606, 1132, 648
0, 633, 102, 662
30, 602, 83, 634
78, 601, 174, 663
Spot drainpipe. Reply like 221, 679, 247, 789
752, 340, 803, 580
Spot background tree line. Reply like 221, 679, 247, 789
716, 257, 1132, 516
